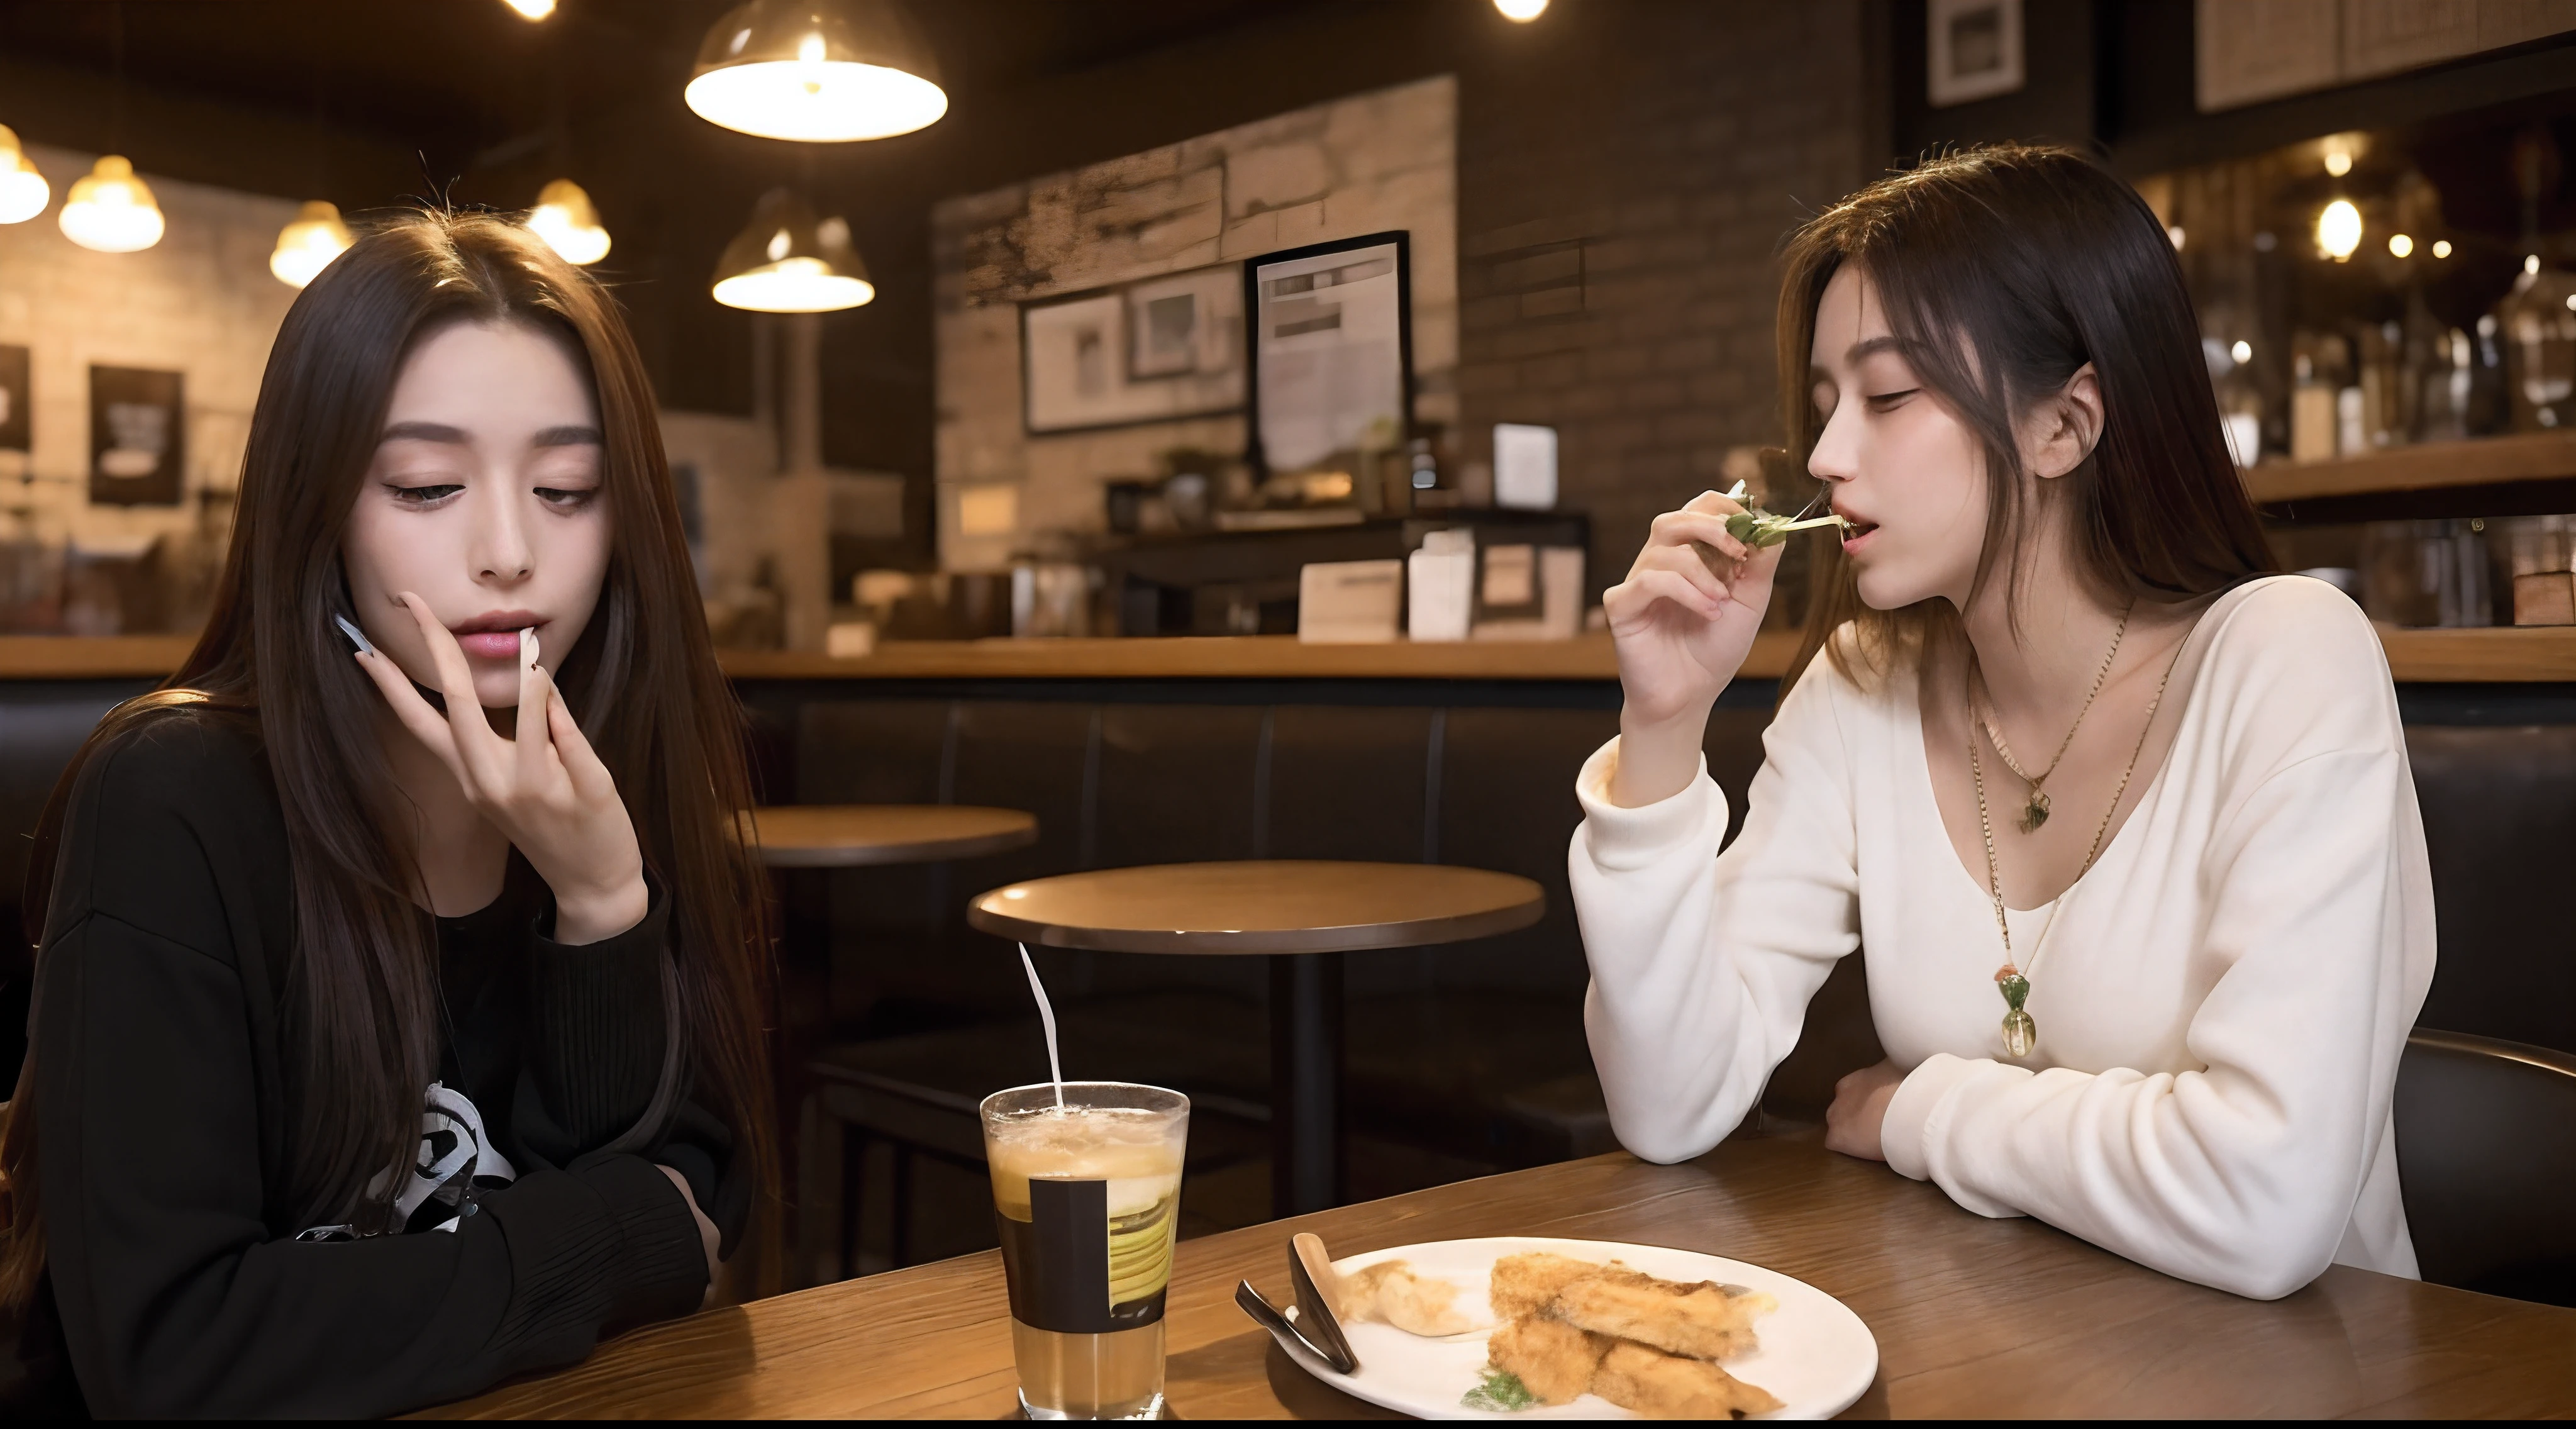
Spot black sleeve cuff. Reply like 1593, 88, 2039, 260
473, 1155, 706, 1370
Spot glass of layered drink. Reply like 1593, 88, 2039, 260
980, 1081, 1189, 1420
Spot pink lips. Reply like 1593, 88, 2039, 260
449, 610, 543, 660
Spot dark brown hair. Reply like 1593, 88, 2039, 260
1778, 143, 2275, 685
0, 211, 774, 1302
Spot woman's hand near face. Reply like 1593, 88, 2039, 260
1602, 490, 1783, 806
356, 592, 648, 944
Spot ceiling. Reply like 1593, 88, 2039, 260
0, 0, 1306, 191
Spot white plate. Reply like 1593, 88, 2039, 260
1275, 1236, 1877, 1420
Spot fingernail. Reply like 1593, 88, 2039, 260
521, 627, 538, 667
334, 614, 376, 656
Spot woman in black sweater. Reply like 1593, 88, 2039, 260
0, 211, 774, 1416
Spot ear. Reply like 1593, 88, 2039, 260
2023, 362, 2104, 481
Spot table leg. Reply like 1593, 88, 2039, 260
1269, 951, 1346, 1216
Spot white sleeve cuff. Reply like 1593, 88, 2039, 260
1572, 736, 1727, 873
1881, 1052, 1983, 1182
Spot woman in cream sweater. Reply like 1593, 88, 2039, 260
1573, 145, 2434, 1300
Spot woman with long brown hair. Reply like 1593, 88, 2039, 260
0, 210, 772, 1416
1574, 145, 2434, 1299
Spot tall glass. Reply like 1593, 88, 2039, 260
980, 1082, 1189, 1421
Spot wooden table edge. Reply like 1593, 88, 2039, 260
965, 889, 1545, 955
757, 823, 1039, 868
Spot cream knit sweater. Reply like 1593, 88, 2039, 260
1570, 575, 2435, 1299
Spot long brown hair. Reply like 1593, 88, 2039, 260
1778, 143, 2275, 686
0, 211, 774, 1303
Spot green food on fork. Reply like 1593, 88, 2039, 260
1719, 479, 1852, 548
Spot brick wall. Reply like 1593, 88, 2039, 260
1452, 1, 1875, 596
930, 76, 1457, 572
0, 143, 299, 608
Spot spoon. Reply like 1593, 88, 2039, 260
1234, 1280, 1358, 1374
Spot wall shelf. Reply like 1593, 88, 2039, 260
2244, 430, 2576, 507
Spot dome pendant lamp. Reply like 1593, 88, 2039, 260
528, 178, 611, 265
270, 200, 354, 287
686, 0, 947, 142
0, 126, 50, 225
711, 188, 873, 312
60, 153, 163, 252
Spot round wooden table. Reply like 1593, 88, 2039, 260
967, 860, 1544, 1216
748, 804, 1038, 868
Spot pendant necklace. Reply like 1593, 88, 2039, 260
1968, 631, 2184, 1060
1974, 607, 2131, 833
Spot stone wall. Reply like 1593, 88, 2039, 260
931, 76, 1457, 572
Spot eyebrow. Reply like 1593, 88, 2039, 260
378, 421, 602, 448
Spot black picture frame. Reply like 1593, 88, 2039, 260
1241, 230, 1413, 487
0, 345, 27, 453
90, 365, 185, 507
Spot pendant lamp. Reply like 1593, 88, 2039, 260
270, 200, 354, 288
0, 126, 49, 225
59, 154, 163, 253
527, 178, 611, 265
711, 188, 873, 312
686, 0, 947, 142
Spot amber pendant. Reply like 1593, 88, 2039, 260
1996, 969, 2037, 1059
2018, 789, 2051, 834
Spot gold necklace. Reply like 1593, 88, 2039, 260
1969, 633, 2185, 1060
1974, 608, 2131, 833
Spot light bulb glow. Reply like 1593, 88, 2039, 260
2529, 255, 2544, 275
1495, 0, 1549, 18
686, 59, 947, 141
2316, 199, 2362, 262
0, 127, 47, 224
2166, 224, 2185, 250
2323, 149, 2352, 177
712, 257, 875, 312
502, 0, 555, 17
526, 178, 610, 265
2433, 240, 2453, 259
2231, 340, 2252, 364
58, 155, 164, 253
270, 201, 353, 288
2388, 233, 2413, 258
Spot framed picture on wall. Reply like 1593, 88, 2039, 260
91, 365, 185, 507
1243, 230, 1411, 486
1020, 263, 1244, 434
0, 346, 28, 453
1927, 0, 2024, 108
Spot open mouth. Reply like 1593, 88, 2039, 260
1835, 511, 1879, 545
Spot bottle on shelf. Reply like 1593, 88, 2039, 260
2495, 254, 2576, 431
2291, 352, 2338, 463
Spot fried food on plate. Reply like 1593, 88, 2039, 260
1342, 1259, 1475, 1337
1550, 1265, 1775, 1361
1487, 1250, 1608, 1321
1589, 1340, 1785, 1421
1485, 1314, 1612, 1406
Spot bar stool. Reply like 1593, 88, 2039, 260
967, 859, 1543, 1216
748, 804, 1036, 1286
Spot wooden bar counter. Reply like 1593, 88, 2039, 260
416, 1132, 2575, 1420
15, 626, 2576, 683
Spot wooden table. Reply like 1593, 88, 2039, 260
964, 860, 1544, 1216
748, 804, 1038, 868
419, 1130, 2576, 1418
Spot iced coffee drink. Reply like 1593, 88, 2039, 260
980, 1082, 1189, 1421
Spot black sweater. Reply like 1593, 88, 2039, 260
14, 709, 731, 1417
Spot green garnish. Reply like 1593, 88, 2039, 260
1460, 1368, 1540, 1413
1721, 479, 1851, 548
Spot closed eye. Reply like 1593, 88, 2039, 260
535, 486, 598, 509
387, 482, 463, 507
1865, 388, 1920, 412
